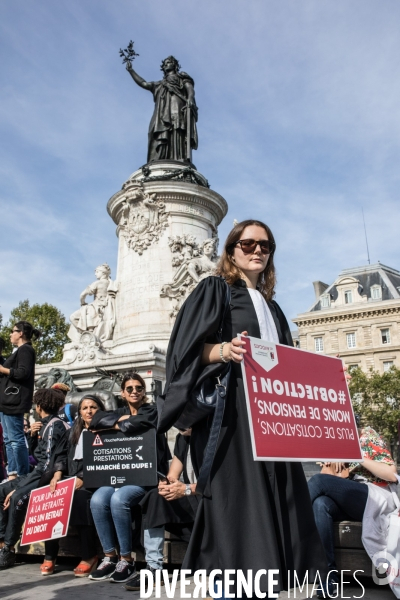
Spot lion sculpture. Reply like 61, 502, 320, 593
35, 367, 119, 411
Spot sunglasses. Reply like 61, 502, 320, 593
232, 239, 275, 255
11, 329, 21, 334
125, 385, 145, 394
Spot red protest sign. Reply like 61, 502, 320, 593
241, 335, 362, 462
20, 477, 76, 546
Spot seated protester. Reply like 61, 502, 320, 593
0, 388, 69, 569
125, 430, 199, 591
41, 394, 105, 577
308, 424, 398, 599
51, 383, 77, 426
88, 372, 170, 584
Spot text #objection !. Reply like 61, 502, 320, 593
240, 335, 362, 462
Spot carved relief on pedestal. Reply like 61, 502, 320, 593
67, 332, 112, 364
119, 186, 169, 254
75, 332, 102, 362
160, 235, 218, 317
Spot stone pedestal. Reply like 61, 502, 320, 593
35, 162, 228, 396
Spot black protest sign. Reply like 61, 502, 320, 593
83, 428, 157, 488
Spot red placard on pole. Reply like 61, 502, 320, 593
240, 335, 362, 462
20, 477, 76, 546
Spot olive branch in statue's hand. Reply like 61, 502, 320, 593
119, 40, 139, 65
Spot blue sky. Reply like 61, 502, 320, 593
1, 1, 400, 327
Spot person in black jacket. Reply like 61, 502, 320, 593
88, 372, 170, 585
42, 394, 105, 577
0, 388, 69, 569
0, 321, 41, 479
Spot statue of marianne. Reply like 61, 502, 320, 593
125, 55, 198, 163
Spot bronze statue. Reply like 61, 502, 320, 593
121, 43, 198, 164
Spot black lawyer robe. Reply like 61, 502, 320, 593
139, 434, 199, 543
158, 276, 327, 592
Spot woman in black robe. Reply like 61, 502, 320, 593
158, 220, 327, 595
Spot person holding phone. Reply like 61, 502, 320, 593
0, 322, 41, 479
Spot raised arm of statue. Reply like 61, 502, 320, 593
125, 61, 155, 92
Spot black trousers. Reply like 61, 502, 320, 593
44, 525, 98, 561
0, 473, 41, 546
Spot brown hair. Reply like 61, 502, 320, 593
121, 371, 148, 404
215, 219, 277, 301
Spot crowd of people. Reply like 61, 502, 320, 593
0, 371, 196, 590
0, 219, 398, 599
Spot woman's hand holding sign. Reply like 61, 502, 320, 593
49, 470, 63, 493
202, 331, 249, 364
229, 331, 248, 363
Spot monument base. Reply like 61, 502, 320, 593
34, 345, 166, 395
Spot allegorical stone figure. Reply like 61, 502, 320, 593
125, 55, 198, 163
69, 264, 118, 343
161, 237, 218, 317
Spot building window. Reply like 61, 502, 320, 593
381, 328, 391, 344
320, 295, 330, 308
383, 361, 394, 372
314, 337, 324, 352
371, 285, 382, 300
344, 290, 353, 304
346, 332, 356, 349
348, 364, 359, 373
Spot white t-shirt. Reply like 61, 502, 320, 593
247, 288, 279, 343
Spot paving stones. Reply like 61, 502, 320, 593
0, 558, 394, 599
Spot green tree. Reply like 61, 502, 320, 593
0, 300, 69, 364
349, 366, 400, 462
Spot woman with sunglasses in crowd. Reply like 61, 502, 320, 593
157, 220, 327, 597
0, 321, 41, 480
87, 372, 169, 584
41, 394, 106, 577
